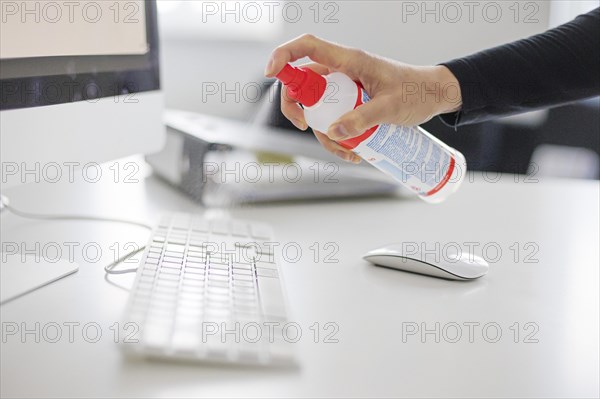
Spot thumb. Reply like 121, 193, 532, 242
327, 97, 389, 141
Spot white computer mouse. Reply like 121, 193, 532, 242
363, 244, 489, 280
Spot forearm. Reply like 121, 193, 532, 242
439, 7, 600, 127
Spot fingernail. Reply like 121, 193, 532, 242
328, 124, 351, 141
292, 118, 308, 130
350, 155, 362, 164
264, 58, 275, 76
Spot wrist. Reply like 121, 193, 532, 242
432, 65, 462, 115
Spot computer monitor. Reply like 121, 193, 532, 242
0, 0, 165, 302
0, 0, 165, 189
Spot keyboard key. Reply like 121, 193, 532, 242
184, 273, 205, 281
254, 252, 276, 264
179, 291, 204, 302
145, 258, 159, 265
250, 224, 272, 240
160, 260, 182, 269
256, 268, 278, 278
147, 252, 161, 259
185, 261, 206, 270
181, 279, 204, 290
152, 290, 178, 302
163, 251, 184, 259
187, 255, 205, 263
184, 267, 204, 275
232, 262, 252, 271
233, 280, 254, 288
169, 230, 188, 238
254, 260, 278, 270
209, 263, 229, 272
188, 243, 205, 252
202, 242, 220, 254
143, 263, 158, 270
233, 273, 254, 282
207, 279, 229, 288
139, 274, 155, 283
209, 268, 229, 277
191, 220, 209, 233
233, 289, 257, 299
257, 243, 276, 256
160, 272, 181, 280
232, 266, 253, 275
158, 216, 171, 227
166, 243, 186, 253
232, 221, 249, 237
154, 285, 179, 296
210, 220, 230, 235
209, 254, 229, 265
163, 255, 183, 263
141, 269, 156, 277
152, 235, 166, 243
187, 250, 205, 258
189, 239, 206, 247
157, 278, 179, 287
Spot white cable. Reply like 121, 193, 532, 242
1, 195, 151, 275
104, 245, 147, 275
2, 197, 152, 230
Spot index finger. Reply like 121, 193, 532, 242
265, 34, 361, 79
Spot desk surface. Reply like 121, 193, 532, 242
1, 162, 599, 398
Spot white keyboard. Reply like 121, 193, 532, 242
122, 213, 294, 365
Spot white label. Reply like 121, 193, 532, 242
352, 88, 456, 197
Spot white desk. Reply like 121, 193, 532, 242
1, 161, 598, 398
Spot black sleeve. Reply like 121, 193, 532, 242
439, 7, 600, 128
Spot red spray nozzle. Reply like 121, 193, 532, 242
275, 64, 326, 107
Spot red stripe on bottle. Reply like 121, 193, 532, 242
425, 157, 455, 197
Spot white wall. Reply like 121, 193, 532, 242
159, 0, 554, 120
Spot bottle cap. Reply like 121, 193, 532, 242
275, 64, 326, 107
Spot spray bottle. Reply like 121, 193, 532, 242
276, 64, 466, 203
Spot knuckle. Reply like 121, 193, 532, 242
300, 33, 318, 43
270, 47, 284, 61
352, 48, 368, 60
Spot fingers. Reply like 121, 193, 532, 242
265, 34, 362, 79
313, 130, 361, 164
280, 83, 307, 130
327, 96, 390, 141
298, 62, 331, 76
279, 62, 331, 130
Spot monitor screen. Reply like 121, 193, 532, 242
0, 0, 160, 110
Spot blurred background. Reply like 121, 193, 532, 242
157, 0, 600, 179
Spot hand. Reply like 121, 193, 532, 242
264, 34, 462, 163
